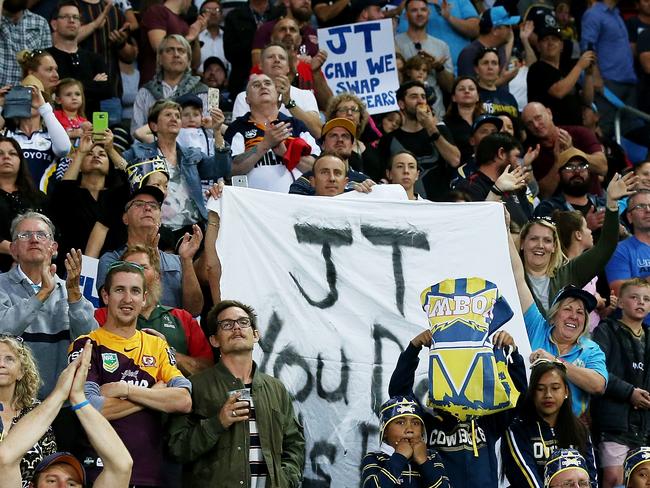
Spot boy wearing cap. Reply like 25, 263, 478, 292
457, 6, 521, 80
527, 18, 595, 126
591, 279, 650, 488
361, 395, 450, 488
543, 448, 592, 488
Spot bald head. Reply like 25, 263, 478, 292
522, 102, 555, 139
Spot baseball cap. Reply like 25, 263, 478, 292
203, 56, 228, 74
472, 113, 503, 134
557, 147, 589, 170
175, 93, 203, 110
551, 285, 597, 313
479, 6, 520, 30
322, 117, 357, 139
33, 452, 86, 485
128, 185, 165, 206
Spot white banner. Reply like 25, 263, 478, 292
319, 19, 400, 115
210, 187, 531, 487
80, 255, 100, 307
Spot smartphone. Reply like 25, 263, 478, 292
92, 112, 109, 140
587, 42, 594, 51
232, 175, 248, 187
208, 87, 220, 110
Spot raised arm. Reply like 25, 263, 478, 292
508, 229, 535, 313
68, 342, 133, 488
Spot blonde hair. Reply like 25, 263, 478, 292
16, 49, 53, 78
619, 278, 650, 298
548, 297, 589, 337
519, 219, 567, 277
0, 336, 41, 411
326, 93, 369, 137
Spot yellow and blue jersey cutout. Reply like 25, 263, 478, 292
420, 277, 519, 420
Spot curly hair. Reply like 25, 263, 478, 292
325, 93, 369, 137
0, 336, 41, 411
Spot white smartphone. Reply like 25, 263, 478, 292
232, 175, 248, 187
208, 87, 220, 110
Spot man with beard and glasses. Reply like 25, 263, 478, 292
251, 0, 318, 67
378, 80, 460, 201
47, 0, 111, 114
534, 148, 608, 234
0, 0, 52, 86
522, 101, 608, 199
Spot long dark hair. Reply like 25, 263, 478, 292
0, 136, 37, 193
522, 361, 587, 454
445, 76, 482, 120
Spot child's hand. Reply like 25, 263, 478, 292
67, 128, 83, 140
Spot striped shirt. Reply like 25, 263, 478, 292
247, 383, 268, 487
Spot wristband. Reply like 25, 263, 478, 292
71, 399, 90, 411
491, 184, 504, 196
430, 131, 440, 142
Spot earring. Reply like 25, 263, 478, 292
564, 395, 568, 399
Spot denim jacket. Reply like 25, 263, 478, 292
123, 141, 231, 220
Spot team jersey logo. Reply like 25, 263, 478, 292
102, 353, 119, 373
142, 355, 156, 367
166, 348, 177, 366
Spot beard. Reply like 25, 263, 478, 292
4, 0, 28, 13
560, 176, 591, 197
291, 6, 311, 22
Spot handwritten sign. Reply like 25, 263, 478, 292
319, 19, 400, 114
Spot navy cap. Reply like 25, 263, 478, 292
472, 113, 503, 133
551, 285, 597, 313
33, 452, 86, 485
128, 185, 165, 206
175, 93, 203, 109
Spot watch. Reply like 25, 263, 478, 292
285, 99, 297, 109
430, 131, 441, 142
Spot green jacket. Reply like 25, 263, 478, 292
527, 208, 620, 315
167, 360, 305, 487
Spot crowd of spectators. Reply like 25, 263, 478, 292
4, 0, 650, 485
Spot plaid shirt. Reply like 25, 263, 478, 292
0, 10, 52, 86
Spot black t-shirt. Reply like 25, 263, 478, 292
626, 16, 650, 44
47, 47, 113, 114
478, 86, 519, 117
527, 60, 583, 126
311, 0, 355, 27
378, 125, 457, 201
443, 112, 473, 164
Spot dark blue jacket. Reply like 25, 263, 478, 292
502, 415, 598, 487
388, 343, 527, 488
361, 445, 450, 488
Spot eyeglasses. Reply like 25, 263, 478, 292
550, 480, 592, 488
57, 14, 81, 21
71, 52, 80, 66
126, 200, 161, 211
560, 163, 589, 173
107, 260, 145, 272
201, 7, 221, 12
480, 47, 499, 54
336, 106, 361, 114
530, 216, 556, 227
630, 203, 650, 212
16, 231, 52, 241
217, 317, 252, 330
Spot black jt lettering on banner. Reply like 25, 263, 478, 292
290, 224, 429, 315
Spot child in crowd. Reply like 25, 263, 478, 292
53, 78, 90, 143
133, 94, 216, 157
361, 395, 450, 487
